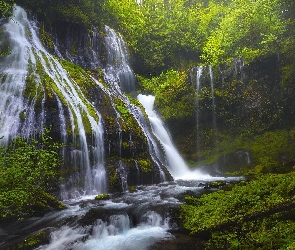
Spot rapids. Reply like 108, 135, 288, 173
0, 177, 242, 250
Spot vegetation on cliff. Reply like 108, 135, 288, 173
0, 129, 64, 220
0, 0, 14, 18
139, 69, 196, 120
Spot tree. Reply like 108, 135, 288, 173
201, 0, 286, 65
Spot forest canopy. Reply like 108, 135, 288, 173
13, 0, 294, 75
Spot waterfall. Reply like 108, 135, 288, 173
0, 6, 107, 199
209, 66, 217, 138
191, 66, 203, 160
137, 94, 191, 178
104, 26, 136, 93
233, 58, 245, 80
0, 6, 31, 145
93, 76, 168, 183
0, 6, 175, 197
100, 26, 169, 183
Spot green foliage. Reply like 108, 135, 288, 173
17, 0, 292, 72
249, 130, 295, 173
99, 0, 289, 71
0, 0, 14, 18
16, 231, 48, 249
101, 0, 203, 73
139, 69, 196, 120
180, 171, 295, 249
137, 158, 153, 173
0, 129, 64, 220
16, 0, 100, 27
201, 0, 285, 65
94, 193, 110, 200
207, 217, 295, 250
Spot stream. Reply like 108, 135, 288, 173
0, 176, 242, 250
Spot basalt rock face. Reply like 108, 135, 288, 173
166, 55, 293, 169
48, 23, 106, 71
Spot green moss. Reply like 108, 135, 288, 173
128, 186, 136, 192
23, 59, 38, 100
137, 158, 153, 173
122, 141, 129, 149
1, 73, 7, 83
95, 193, 110, 200
114, 98, 146, 141
16, 231, 48, 249
209, 181, 226, 188
81, 110, 93, 134
19, 111, 26, 121
89, 68, 107, 86
107, 164, 119, 190
40, 28, 53, 51
59, 59, 99, 123
70, 40, 78, 55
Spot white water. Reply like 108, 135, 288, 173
94, 75, 168, 182
209, 66, 217, 132
72, 212, 171, 250
137, 94, 211, 179
11, 177, 245, 250
96, 25, 169, 182
0, 6, 107, 198
104, 26, 136, 93
0, 6, 30, 144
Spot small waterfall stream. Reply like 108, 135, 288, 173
137, 94, 190, 178
191, 66, 218, 165
104, 26, 136, 93
191, 66, 203, 161
137, 94, 215, 180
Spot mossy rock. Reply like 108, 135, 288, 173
16, 231, 49, 250
94, 194, 110, 200
209, 181, 226, 188
128, 186, 137, 192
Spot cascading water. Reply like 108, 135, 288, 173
0, 7, 31, 145
93, 75, 168, 183
190, 66, 219, 165
233, 58, 245, 80
137, 94, 210, 179
191, 66, 204, 160
0, 6, 107, 199
104, 26, 136, 93
102, 26, 169, 183
209, 66, 217, 133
